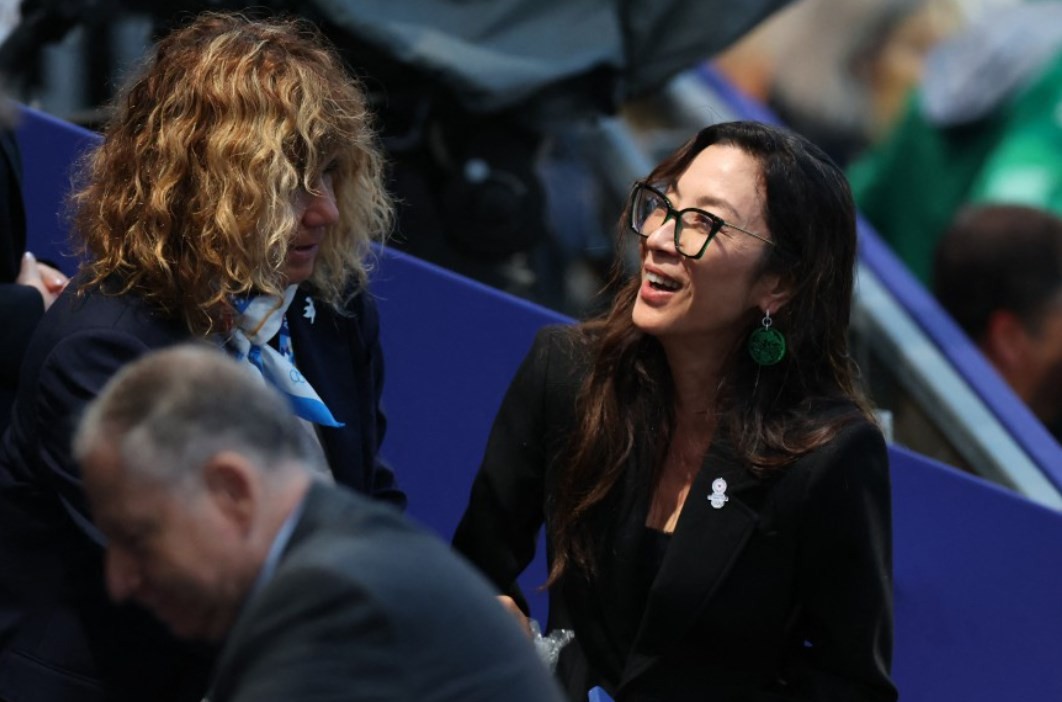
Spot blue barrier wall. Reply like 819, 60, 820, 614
16, 103, 1062, 701
370, 248, 567, 618
891, 446, 1062, 700
14, 106, 96, 275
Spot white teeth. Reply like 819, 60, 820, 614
647, 271, 680, 291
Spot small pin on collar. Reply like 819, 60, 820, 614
708, 477, 728, 509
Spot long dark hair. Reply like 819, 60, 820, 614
548, 121, 868, 584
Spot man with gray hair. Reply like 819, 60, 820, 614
73, 343, 563, 702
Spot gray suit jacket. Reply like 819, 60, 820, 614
208, 481, 564, 702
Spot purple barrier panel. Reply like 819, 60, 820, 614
371, 246, 570, 621
14, 105, 99, 275
891, 444, 1062, 701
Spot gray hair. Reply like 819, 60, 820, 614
74, 343, 321, 486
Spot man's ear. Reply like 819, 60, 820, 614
982, 309, 1034, 398
201, 452, 258, 535
983, 310, 1027, 367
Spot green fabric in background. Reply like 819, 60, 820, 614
848, 51, 1062, 285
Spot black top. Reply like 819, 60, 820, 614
595, 525, 671, 685
640, 527, 671, 593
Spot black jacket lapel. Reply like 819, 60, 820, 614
620, 444, 762, 690
286, 289, 363, 486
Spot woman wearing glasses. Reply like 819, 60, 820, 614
454, 121, 896, 701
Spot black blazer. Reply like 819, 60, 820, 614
0, 282, 402, 702
0, 126, 36, 434
454, 326, 897, 702
209, 481, 564, 702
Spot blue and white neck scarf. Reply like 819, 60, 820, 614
229, 286, 343, 427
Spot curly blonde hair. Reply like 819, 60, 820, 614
73, 12, 392, 335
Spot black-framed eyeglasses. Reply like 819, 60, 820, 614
627, 182, 774, 259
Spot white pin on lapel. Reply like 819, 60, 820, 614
303, 297, 316, 324
708, 478, 728, 509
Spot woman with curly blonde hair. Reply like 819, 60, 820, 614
0, 13, 401, 702
74, 12, 392, 337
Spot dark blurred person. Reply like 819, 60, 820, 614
934, 204, 1062, 440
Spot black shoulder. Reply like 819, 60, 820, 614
798, 416, 889, 499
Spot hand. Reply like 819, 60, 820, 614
16, 252, 69, 310
496, 595, 532, 637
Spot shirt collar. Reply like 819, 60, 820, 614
247, 492, 306, 602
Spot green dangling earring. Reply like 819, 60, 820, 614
748, 309, 786, 366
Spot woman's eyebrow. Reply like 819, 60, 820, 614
671, 182, 741, 219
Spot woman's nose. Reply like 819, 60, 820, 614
301, 175, 339, 228
644, 214, 678, 255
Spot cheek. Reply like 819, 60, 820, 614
1044, 322, 1062, 361
155, 520, 231, 581
1035, 342, 1062, 391
291, 202, 310, 231
689, 259, 765, 319
688, 259, 739, 301
147, 539, 200, 581
1027, 354, 1062, 423
1029, 319, 1062, 376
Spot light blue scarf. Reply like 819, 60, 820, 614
229, 286, 343, 427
